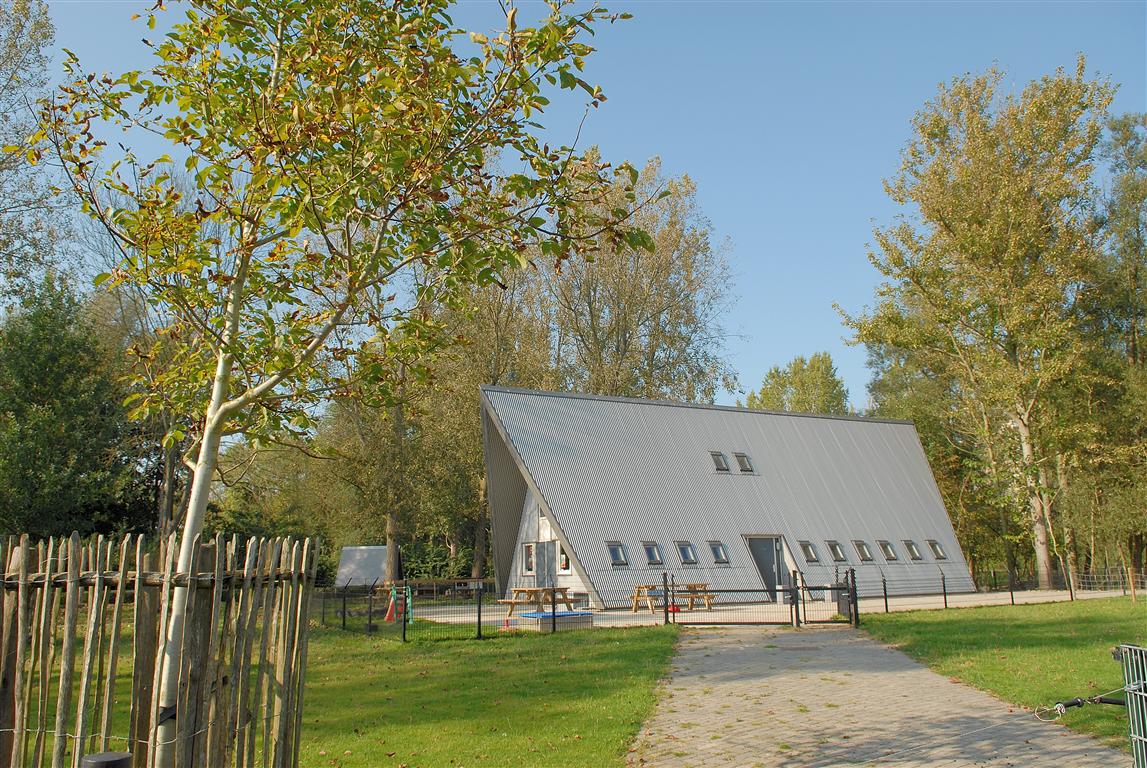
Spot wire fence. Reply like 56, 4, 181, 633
315, 572, 858, 639
855, 566, 1141, 614
316, 563, 1145, 638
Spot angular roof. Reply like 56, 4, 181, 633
481, 386, 974, 600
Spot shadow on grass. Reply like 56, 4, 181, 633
300, 624, 679, 767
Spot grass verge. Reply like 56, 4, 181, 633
300, 624, 679, 767
862, 596, 1146, 749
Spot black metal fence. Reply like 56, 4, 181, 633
857, 566, 1142, 614
315, 563, 1137, 638
971, 566, 1145, 596
670, 571, 857, 627
316, 572, 860, 640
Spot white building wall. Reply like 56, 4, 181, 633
506, 488, 589, 599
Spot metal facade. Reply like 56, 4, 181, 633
481, 386, 976, 601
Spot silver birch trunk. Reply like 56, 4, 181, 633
1014, 414, 1054, 589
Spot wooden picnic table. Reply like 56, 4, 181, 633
630, 583, 716, 613
630, 584, 663, 613
676, 582, 716, 611
498, 586, 576, 616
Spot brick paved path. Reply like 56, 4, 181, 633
628, 626, 1126, 767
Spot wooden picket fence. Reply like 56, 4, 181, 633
0, 533, 319, 768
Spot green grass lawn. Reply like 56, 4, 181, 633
862, 596, 1147, 749
299, 625, 679, 767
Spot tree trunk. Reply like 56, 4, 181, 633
158, 442, 179, 538
385, 510, 400, 582
155, 247, 249, 768
1056, 454, 1079, 584
385, 390, 404, 584
1013, 414, 1053, 589
471, 474, 488, 579
154, 413, 226, 766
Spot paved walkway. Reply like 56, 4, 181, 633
628, 626, 1126, 767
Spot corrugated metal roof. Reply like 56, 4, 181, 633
481, 386, 975, 600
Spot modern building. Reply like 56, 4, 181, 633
481, 386, 975, 607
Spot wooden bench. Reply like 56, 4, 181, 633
497, 598, 536, 617
677, 592, 716, 611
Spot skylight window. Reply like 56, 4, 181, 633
710, 452, 730, 472
927, 540, 948, 560
642, 542, 663, 566
708, 541, 729, 564
799, 541, 819, 563
733, 452, 754, 473
877, 540, 898, 561
606, 541, 628, 567
853, 540, 874, 562
826, 540, 847, 562
902, 540, 923, 561
676, 541, 698, 565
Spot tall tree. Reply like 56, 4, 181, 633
742, 352, 849, 414
0, 278, 150, 534
35, 1, 647, 758
843, 59, 1114, 588
0, 0, 59, 291
546, 158, 736, 402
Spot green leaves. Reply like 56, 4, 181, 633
33, 0, 647, 460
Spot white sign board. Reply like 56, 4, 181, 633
335, 546, 388, 587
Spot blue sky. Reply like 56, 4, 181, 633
46, 1, 1146, 407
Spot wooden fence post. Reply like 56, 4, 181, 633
0, 538, 26, 760
0, 533, 318, 768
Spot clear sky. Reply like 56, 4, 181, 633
46, 0, 1147, 407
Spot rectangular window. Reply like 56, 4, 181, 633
799, 541, 819, 563
708, 541, 729, 564
927, 540, 947, 560
710, 452, 730, 472
522, 543, 535, 575
902, 540, 923, 561
826, 540, 847, 562
877, 540, 898, 561
733, 452, 754, 473
853, 540, 874, 562
558, 544, 572, 573
642, 541, 663, 566
606, 541, 628, 567
676, 541, 698, 565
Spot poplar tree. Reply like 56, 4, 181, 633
844, 59, 1113, 588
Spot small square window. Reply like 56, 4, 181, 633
927, 540, 947, 560
708, 541, 729, 564
877, 540, 898, 561
642, 542, 663, 566
606, 541, 628, 567
676, 541, 698, 565
522, 543, 535, 575
853, 540, 873, 562
733, 452, 754, 473
710, 452, 730, 472
826, 540, 847, 562
799, 541, 819, 563
902, 540, 922, 561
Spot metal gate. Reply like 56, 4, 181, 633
668, 571, 859, 627
1122, 644, 1147, 767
